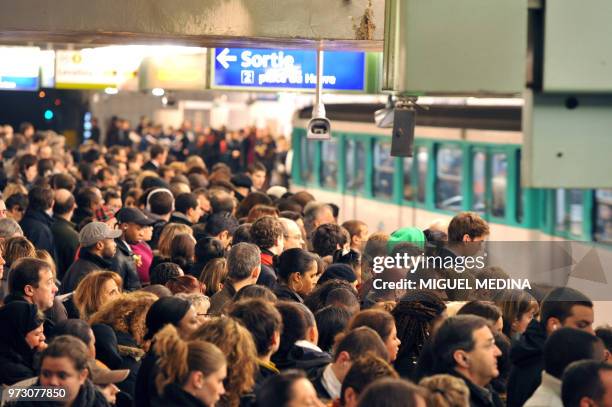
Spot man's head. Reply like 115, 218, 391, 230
342, 220, 369, 253
53, 189, 76, 219
562, 360, 612, 407
541, 287, 594, 335
229, 298, 283, 358
247, 162, 267, 190
28, 186, 54, 212
115, 207, 156, 245
226, 242, 261, 284
304, 202, 335, 235
433, 315, 501, 387
9, 257, 58, 311
279, 217, 305, 250
447, 212, 490, 242
340, 353, 398, 407
209, 190, 236, 215
311, 224, 350, 257
76, 187, 103, 212
80, 221, 122, 259
146, 188, 175, 217
0, 218, 23, 240
544, 328, 605, 379
150, 145, 167, 165
175, 193, 202, 224
204, 212, 239, 248
251, 216, 285, 255
332, 327, 390, 383
5, 194, 27, 222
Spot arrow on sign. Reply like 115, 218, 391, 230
216, 48, 238, 69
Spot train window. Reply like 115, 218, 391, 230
491, 153, 507, 218
320, 139, 338, 189
555, 189, 583, 237
403, 156, 414, 200
300, 137, 316, 184
373, 140, 394, 199
416, 147, 428, 203
436, 146, 463, 210
345, 139, 365, 194
472, 152, 486, 214
594, 189, 612, 244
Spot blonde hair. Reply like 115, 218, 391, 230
157, 223, 193, 258
191, 317, 257, 407
185, 156, 206, 173
4, 236, 36, 266
155, 324, 225, 395
73, 271, 123, 320
419, 374, 470, 407
199, 258, 228, 297
35, 249, 56, 277
2, 183, 28, 201
89, 291, 157, 347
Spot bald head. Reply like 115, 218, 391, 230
53, 189, 76, 217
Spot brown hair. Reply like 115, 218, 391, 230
340, 353, 399, 405
341, 220, 367, 240
419, 374, 470, 407
89, 291, 157, 347
166, 275, 203, 295
169, 233, 196, 269
447, 211, 490, 242
35, 249, 56, 277
157, 223, 193, 258
247, 205, 280, 223
4, 236, 36, 266
250, 215, 284, 249
42, 335, 90, 373
348, 309, 396, 343
155, 324, 225, 395
73, 271, 123, 320
190, 317, 258, 407
199, 258, 228, 297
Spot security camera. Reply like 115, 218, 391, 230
307, 103, 331, 140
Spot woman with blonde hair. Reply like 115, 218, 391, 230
3, 236, 35, 269
154, 324, 226, 407
152, 223, 193, 268
199, 257, 228, 297
73, 271, 123, 320
89, 291, 157, 398
191, 316, 258, 407
419, 374, 470, 407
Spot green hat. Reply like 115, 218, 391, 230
388, 227, 426, 252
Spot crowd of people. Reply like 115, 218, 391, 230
0, 120, 610, 407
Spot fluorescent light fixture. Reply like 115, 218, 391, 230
104, 87, 118, 95
151, 87, 165, 96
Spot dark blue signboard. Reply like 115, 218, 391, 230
212, 48, 366, 91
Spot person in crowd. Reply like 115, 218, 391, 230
507, 287, 594, 407
419, 374, 470, 407
153, 223, 193, 268
494, 289, 539, 340
318, 263, 358, 287
525, 327, 605, 407
209, 242, 260, 315
188, 237, 224, 278
168, 233, 196, 272
339, 353, 399, 407
145, 188, 174, 250
341, 220, 369, 253
5, 193, 28, 223
247, 162, 267, 191
20, 186, 56, 256
130, 223, 154, 285
275, 248, 319, 302
199, 257, 227, 297
250, 215, 284, 288
457, 301, 504, 333
61, 222, 122, 294
315, 306, 352, 354
203, 212, 239, 249
134, 296, 200, 407
233, 284, 278, 303
256, 370, 325, 407
305, 279, 359, 315
170, 193, 202, 227
311, 223, 349, 258
324, 287, 360, 316
149, 262, 183, 286
229, 299, 283, 390
312, 326, 390, 401
91, 364, 130, 406
51, 189, 79, 280
3, 235, 35, 269
72, 271, 123, 320
442, 212, 490, 260
279, 217, 305, 250
11, 154, 38, 189
304, 202, 336, 240
273, 301, 332, 375
432, 315, 503, 407
89, 291, 157, 398
348, 309, 402, 363
392, 290, 447, 379
191, 316, 258, 407
142, 145, 168, 172
0, 301, 46, 385
561, 360, 612, 407
175, 293, 210, 325
114, 208, 155, 291
235, 192, 273, 220
73, 187, 103, 230
230, 173, 252, 202
0, 218, 24, 243
52, 318, 97, 360
165, 275, 203, 295
357, 378, 428, 407
596, 326, 612, 362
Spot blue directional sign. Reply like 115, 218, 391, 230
212, 48, 366, 91
0, 75, 39, 91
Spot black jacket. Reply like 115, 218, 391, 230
142, 160, 159, 173
72, 206, 95, 230
256, 263, 277, 289
50, 216, 80, 280
311, 364, 333, 401
448, 371, 503, 407
92, 323, 123, 370
2, 294, 63, 339
274, 284, 304, 303
152, 383, 206, 407
506, 319, 546, 407
135, 350, 161, 407
7, 379, 110, 407
61, 249, 115, 294
115, 330, 146, 399
272, 344, 332, 378
20, 209, 55, 257
169, 212, 193, 227
112, 239, 142, 291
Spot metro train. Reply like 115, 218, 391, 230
290, 103, 612, 244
